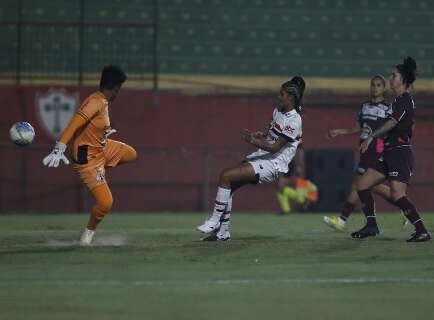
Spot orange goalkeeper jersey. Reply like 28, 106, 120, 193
295, 177, 319, 202
72, 91, 112, 164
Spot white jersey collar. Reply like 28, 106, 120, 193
282, 109, 297, 116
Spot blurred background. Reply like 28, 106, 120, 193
1, 0, 433, 214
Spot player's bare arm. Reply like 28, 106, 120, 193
251, 131, 267, 138
328, 125, 360, 138
42, 113, 87, 168
360, 118, 397, 153
241, 129, 287, 153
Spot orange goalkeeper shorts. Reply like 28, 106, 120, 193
74, 139, 127, 190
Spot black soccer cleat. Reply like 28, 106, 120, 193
351, 224, 380, 239
406, 232, 431, 243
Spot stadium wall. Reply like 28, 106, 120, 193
1, 86, 433, 213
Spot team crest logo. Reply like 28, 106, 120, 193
36, 89, 79, 140
283, 125, 295, 134
95, 167, 106, 183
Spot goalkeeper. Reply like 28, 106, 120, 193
276, 145, 318, 213
42, 66, 137, 246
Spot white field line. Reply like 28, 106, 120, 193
1, 278, 434, 287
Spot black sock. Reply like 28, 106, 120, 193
340, 201, 356, 221
395, 196, 427, 233
357, 189, 377, 227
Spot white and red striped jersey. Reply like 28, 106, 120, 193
246, 108, 302, 173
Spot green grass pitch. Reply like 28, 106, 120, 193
1, 212, 433, 320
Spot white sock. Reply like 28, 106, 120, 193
220, 196, 232, 232
226, 195, 233, 213
211, 187, 231, 221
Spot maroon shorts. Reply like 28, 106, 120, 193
371, 147, 414, 184
356, 151, 381, 175
356, 138, 384, 175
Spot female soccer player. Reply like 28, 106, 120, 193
323, 75, 406, 231
352, 57, 430, 242
43, 65, 137, 246
196, 76, 305, 241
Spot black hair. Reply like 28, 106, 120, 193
371, 74, 386, 87
99, 65, 127, 90
281, 76, 306, 112
396, 56, 417, 88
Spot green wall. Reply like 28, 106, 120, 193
1, 0, 433, 79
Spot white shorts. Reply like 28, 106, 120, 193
248, 159, 280, 184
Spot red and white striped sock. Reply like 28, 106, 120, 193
211, 187, 231, 221
220, 196, 232, 230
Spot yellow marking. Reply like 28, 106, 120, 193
2, 73, 434, 94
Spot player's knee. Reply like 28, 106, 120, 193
97, 196, 113, 212
372, 184, 387, 197
355, 180, 364, 191
219, 169, 232, 186
356, 177, 370, 191
390, 189, 405, 202
371, 184, 380, 194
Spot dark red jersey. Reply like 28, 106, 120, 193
384, 92, 415, 149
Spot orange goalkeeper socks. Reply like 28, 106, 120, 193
87, 184, 113, 230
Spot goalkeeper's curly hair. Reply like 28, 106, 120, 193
99, 65, 127, 90
281, 76, 306, 113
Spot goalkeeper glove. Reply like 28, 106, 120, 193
42, 142, 70, 168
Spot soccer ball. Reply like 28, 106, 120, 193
9, 122, 35, 146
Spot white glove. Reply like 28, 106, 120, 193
42, 142, 70, 168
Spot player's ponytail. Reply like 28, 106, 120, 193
281, 76, 305, 113
396, 56, 417, 88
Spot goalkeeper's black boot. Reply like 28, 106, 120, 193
406, 231, 431, 243
351, 224, 380, 239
